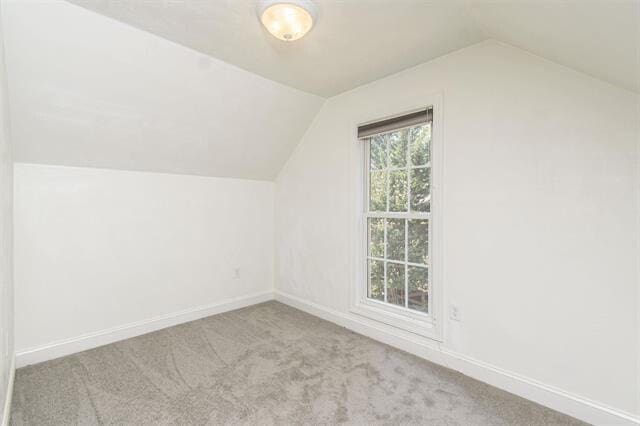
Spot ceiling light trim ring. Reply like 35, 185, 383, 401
257, 0, 317, 42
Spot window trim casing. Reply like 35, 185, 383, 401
349, 94, 444, 342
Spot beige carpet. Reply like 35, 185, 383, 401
11, 301, 585, 425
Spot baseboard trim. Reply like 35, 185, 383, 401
1, 354, 15, 426
274, 290, 639, 426
16, 291, 274, 368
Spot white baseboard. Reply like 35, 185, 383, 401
1, 354, 15, 426
16, 291, 274, 368
274, 290, 639, 426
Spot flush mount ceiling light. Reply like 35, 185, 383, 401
258, 0, 316, 42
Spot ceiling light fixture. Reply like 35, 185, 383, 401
258, 0, 316, 42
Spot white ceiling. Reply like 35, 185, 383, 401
3, 0, 638, 181
469, 0, 640, 94
3, 0, 324, 180
66, 0, 640, 96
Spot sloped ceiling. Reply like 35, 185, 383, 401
66, 0, 640, 96
3, 0, 638, 180
469, 0, 640, 95
3, 0, 324, 180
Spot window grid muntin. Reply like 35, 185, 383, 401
365, 123, 432, 315
383, 217, 388, 302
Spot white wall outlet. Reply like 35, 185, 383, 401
234, 268, 241, 279
449, 304, 461, 321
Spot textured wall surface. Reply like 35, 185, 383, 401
0, 0, 13, 421
14, 164, 274, 353
275, 41, 639, 416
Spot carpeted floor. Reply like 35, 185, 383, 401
11, 301, 585, 425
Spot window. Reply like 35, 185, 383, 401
352, 106, 440, 339
365, 119, 431, 313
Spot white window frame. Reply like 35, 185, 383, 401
349, 94, 443, 341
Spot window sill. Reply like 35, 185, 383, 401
350, 298, 442, 341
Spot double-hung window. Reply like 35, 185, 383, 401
354, 107, 439, 338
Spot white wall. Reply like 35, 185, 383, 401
14, 164, 274, 360
275, 41, 639, 422
0, 0, 12, 422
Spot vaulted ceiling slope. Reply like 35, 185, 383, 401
3, 1, 638, 181
3, 0, 324, 180
66, 0, 640, 96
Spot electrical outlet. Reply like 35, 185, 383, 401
234, 268, 241, 279
449, 304, 461, 321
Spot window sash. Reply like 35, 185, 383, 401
363, 125, 432, 317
